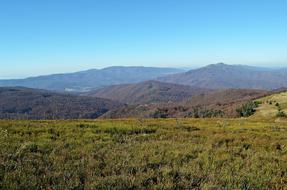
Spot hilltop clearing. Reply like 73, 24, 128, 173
252, 91, 287, 120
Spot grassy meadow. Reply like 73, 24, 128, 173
254, 92, 287, 119
1, 117, 287, 189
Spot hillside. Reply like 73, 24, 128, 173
0, 67, 182, 92
84, 80, 209, 104
0, 86, 269, 120
158, 63, 287, 90
102, 89, 268, 118
0, 87, 123, 119
183, 89, 268, 117
253, 91, 287, 120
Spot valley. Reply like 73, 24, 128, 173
2, 64, 287, 189
2, 89, 287, 188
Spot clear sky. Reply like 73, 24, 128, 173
1, 0, 287, 78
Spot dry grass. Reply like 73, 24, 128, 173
253, 92, 287, 119
1, 118, 287, 189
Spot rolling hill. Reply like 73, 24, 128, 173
0, 87, 123, 119
101, 89, 269, 118
158, 63, 287, 90
83, 80, 209, 104
183, 88, 268, 117
0, 66, 182, 92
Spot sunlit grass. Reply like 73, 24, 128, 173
1, 118, 287, 189
253, 92, 287, 120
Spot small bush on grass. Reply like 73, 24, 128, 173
236, 101, 259, 117
276, 110, 286, 118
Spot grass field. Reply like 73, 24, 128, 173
1, 117, 287, 189
253, 91, 287, 120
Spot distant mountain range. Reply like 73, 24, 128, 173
0, 87, 123, 119
159, 63, 287, 90
0, 66, 182, 92
1, 63, 287, 120
83, 80, 209, 104
1, 63, 287, 92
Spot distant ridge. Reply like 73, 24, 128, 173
2, 63, 287, 92
83, 80, 209, 104
0, 87, 123, 119
158, 63, 287, 90
0, 66, 183, 92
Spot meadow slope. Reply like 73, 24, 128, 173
1, 118, 287, 189
253, 91, 287, 120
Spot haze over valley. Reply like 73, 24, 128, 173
2, 63, 287, 93
0, 63, 286, 120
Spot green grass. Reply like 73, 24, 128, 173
253, 92, 287, 120
1, 118, 287, 189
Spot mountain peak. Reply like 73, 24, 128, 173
215, 62, 226, 66
207, 63, 229, 68
159, 63, 286, 90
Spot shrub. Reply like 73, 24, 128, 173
29, 144, 39, 152
276, 110, 286, 118
236, 101, 259, 117
152, 108, 169, 118
186, 106, 224, 118
275, 103, 286, 118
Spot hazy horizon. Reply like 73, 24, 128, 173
1, 0, 287, 78
1, 63, 286, 80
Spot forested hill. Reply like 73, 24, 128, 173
0, 87, 123, 119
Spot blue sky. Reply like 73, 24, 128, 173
1, 0, 287, 78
